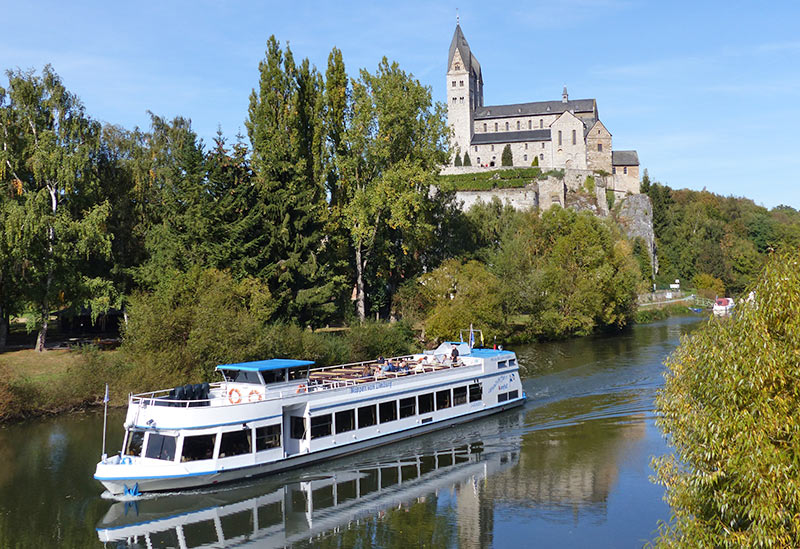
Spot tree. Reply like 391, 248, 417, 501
338, 58, 448, 321
247, 37, 343, 325
653, 249, 800, 547
0, 66, 112, 351
501, 144, 513, 166
531, 155, 538, 166
692, 272, 724, 300
454, 151, 462, 166
463, 151, 471, 166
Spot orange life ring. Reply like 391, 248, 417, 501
248, 389, 262, 402
228, 388, 242, 404
296, 384, 307, 394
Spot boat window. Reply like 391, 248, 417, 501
288, 366, 308, 381
335, 409, 355, 433
220, 429, 251, 457
221, 369, 263, 384
498, 392, 509, 403
508, 390, 519, 400
181, 434, 216, 461
183, 519, 218, 547
508, 358, 517, 367
497, 360, 508, 369
290, 416, 306, 439
436, 390, 451, 410
311, 414, 333, 439
469, 383, 482, 402
256, 425, 281, 450
358, 404, 377, 428
125, 430, 144, 456
418, 393, 434, 414
379, 401, 397, 423
145, 434, 177, 461
453, 386, 468, 406
261, 369, 285, 384
399, 397, 416, 418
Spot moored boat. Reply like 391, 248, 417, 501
712, 297, 735, 317
94, 338, 525, 495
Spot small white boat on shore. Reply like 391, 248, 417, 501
94, 339, 525, 496
712, 297, 735, 317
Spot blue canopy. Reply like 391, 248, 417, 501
467, 349, 515, 359
216, 359, 315, 372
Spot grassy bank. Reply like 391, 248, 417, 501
633, 303, 702, 323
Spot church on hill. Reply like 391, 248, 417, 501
446, 23, 640, 193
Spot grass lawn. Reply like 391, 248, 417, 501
0, 349, 85, 383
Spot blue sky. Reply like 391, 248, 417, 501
1, 0, 798, 208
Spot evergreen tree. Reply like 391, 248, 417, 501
463, 152, 471, 166
532, 155, 539, 166
501, 144, 513, 166
454, 152, 462, 166
640, 168, 651, 193
247, 36, 342, 325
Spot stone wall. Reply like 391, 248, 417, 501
455, 187, 539, 211
615, 194, 658, 276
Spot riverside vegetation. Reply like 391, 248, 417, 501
2, 37, 800, 427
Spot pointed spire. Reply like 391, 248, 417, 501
562, 85, 569, 103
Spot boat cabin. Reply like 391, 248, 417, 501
216, 359, 315, 386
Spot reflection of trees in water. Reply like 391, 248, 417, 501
485, 409, 645, 517
299, 495, 455, 549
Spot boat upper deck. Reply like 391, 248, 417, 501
129, 348, 516, 411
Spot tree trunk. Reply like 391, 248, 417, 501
355, 244, 366, 322
35, 306, 48, 352
0, 307, 7, 351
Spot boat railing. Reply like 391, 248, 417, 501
129, 357, 479, 408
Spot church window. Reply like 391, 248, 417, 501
524, 154, 528, 162
612, 167, 616, 174
524, 143, 528, 150
505, 122, 509, 131
451, 81, 456, 87
495, 123, 498, 131
477, 157, 481, 164
539, 153, 544, 161
597, 143, 603, 152
491, 145, 494, 152
572, 130, 576, 145
483, 123, 487, 132
452, 97, 456, 103
541, 142, 545, 149
459, 80, 464, 87
539, 119, 543, 128
528, 120, 532, 129
624, 167, 628, 174
558, 131, 562, 146
459, 97, 464, 104
516, 121, 520, 130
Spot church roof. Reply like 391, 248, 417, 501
471, 129, 551, 145
448, 24, 482, 80
474, 99, 596, 120
612, 150, 639, 166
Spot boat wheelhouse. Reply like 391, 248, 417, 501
94, 341, 525, 496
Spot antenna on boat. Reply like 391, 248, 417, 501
101, 383, 109, 461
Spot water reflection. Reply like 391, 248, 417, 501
97, 442, 518, 548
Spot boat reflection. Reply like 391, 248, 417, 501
97, 424, 520, 548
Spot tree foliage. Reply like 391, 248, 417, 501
654, 249, 800, 547
501, 144, 512, 166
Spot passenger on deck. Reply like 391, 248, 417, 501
360, 365, 372, 378
450, 344, 459, 363
382, 360, 397, 373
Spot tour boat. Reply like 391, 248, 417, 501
94, 339, 526, 496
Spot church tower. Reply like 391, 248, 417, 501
447, 23, 483, 163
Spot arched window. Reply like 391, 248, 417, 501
540, 153, 544, 160
516, 121, 520, 130
572, 129, 576, 145
494, 122, 498, 131
505, 121, 509, 131
539, 119, 543, 128
558, 131, 562, 146
528, 120, 532, 129
483, 123, 487, 132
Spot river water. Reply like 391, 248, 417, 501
0, 316, 701, 548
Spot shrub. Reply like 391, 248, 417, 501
454, 152, 462, 167
653, 250, 800, 547
463, 152, 471, 166
606, 189, 615, 210
584, 175, 596, 194
692, 272, 725, 300
501, 144, 513, 166
531, 156, 539, 166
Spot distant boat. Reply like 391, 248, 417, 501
688, 307, 704, 313
712, 297, 735, 317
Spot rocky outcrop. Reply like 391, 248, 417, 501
615, 194, 658, 276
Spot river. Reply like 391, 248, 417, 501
0, 315, 701, 548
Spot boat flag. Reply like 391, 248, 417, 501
480, 331, 484, 347
103, 383, 109, 404
469, 325, 475, 349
